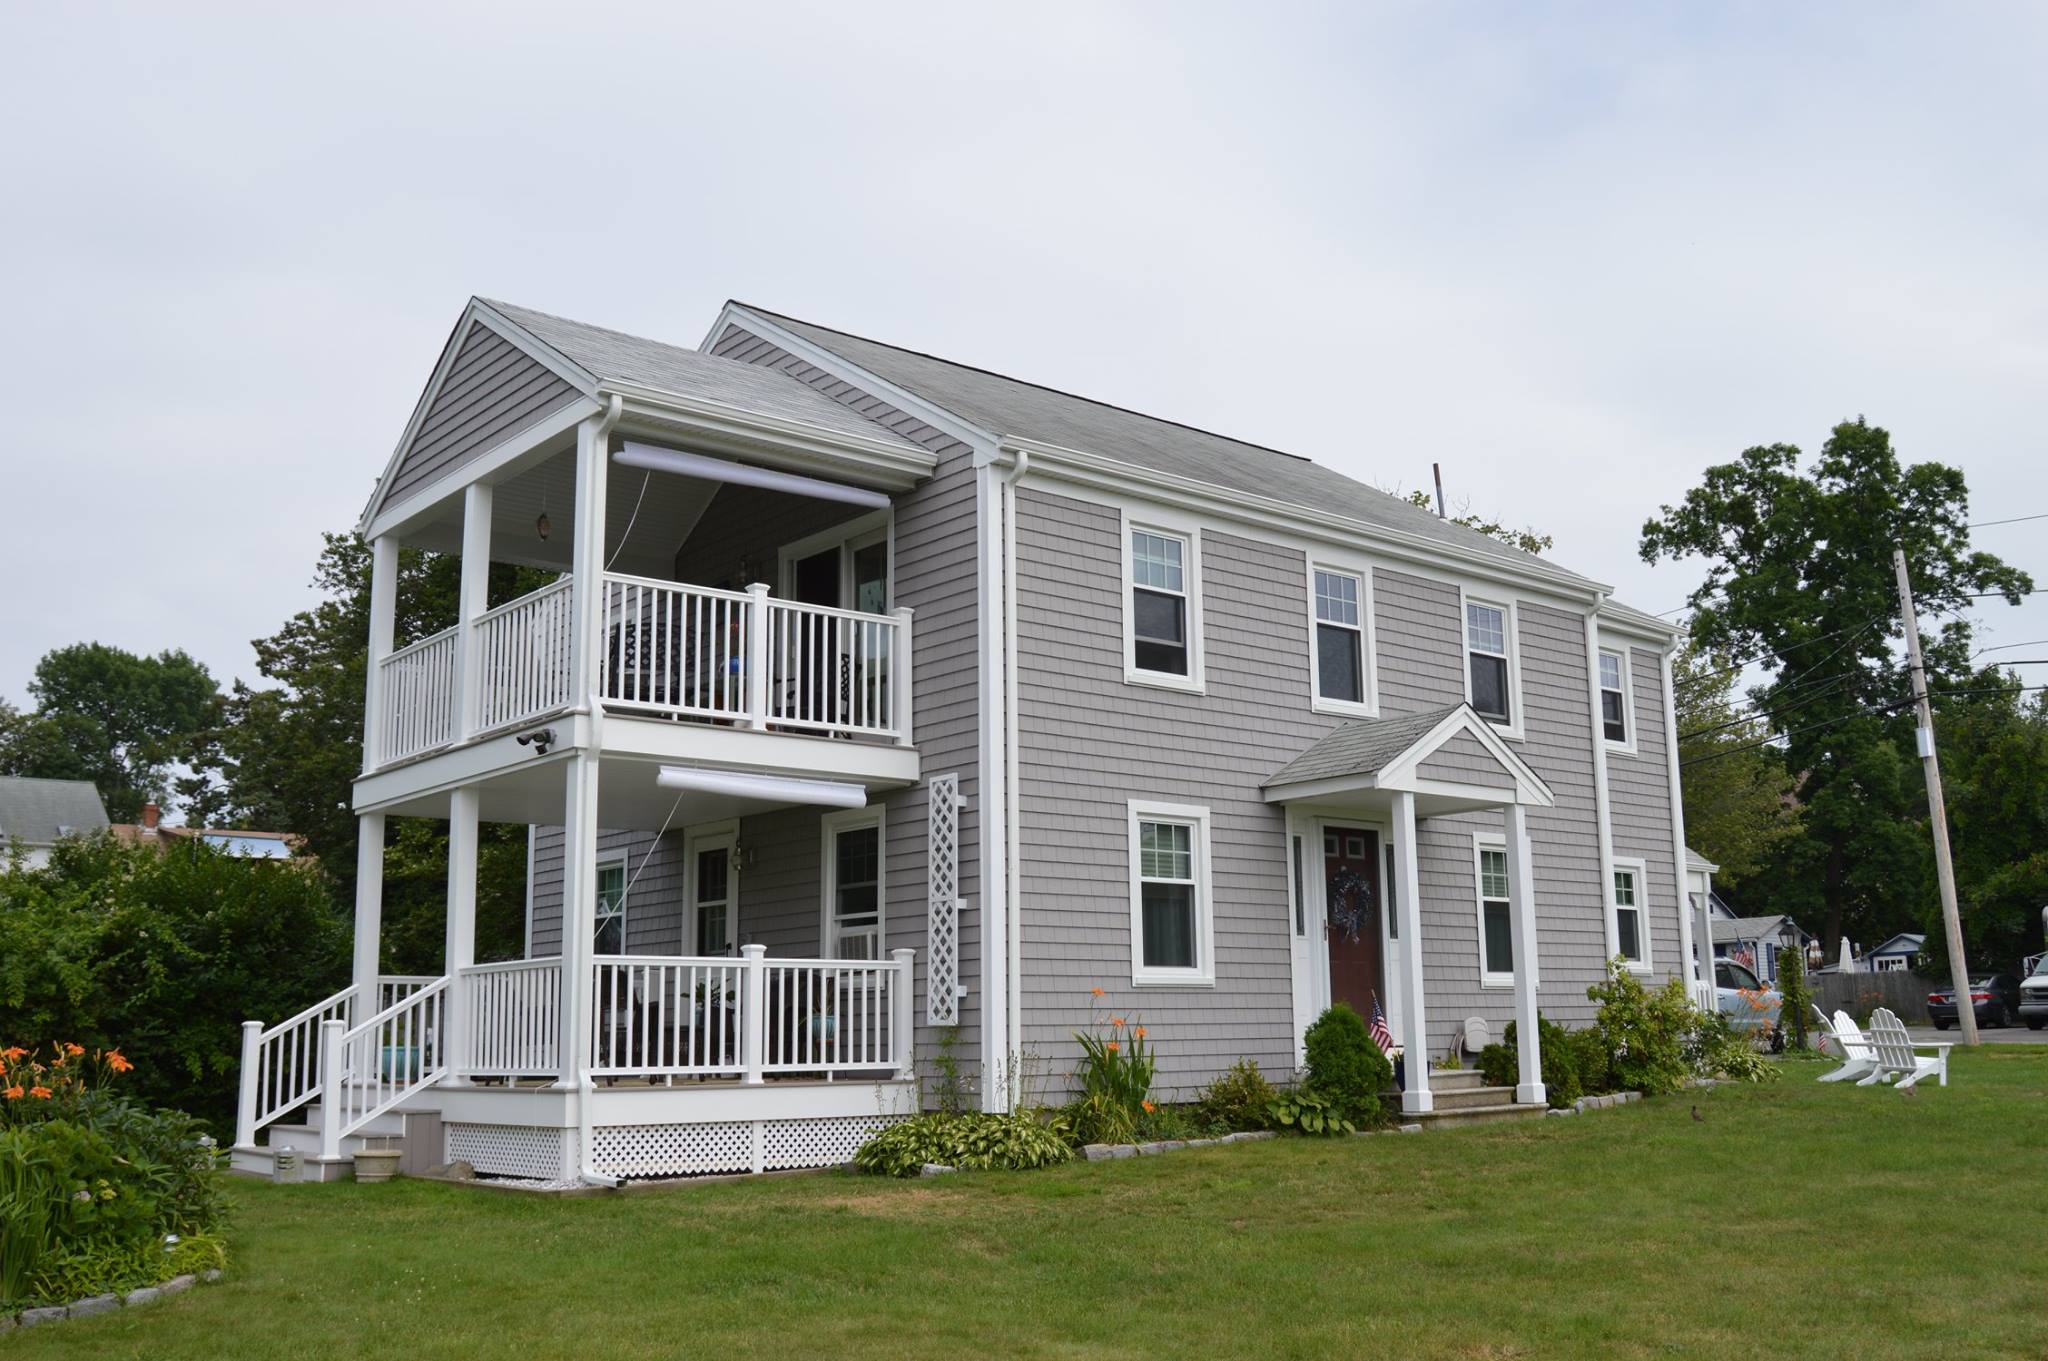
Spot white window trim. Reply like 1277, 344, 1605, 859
820, 806, 886, 959
1306, 558, 1379, 718
1120, 510, 1205, 693
1598, 644, 1638, 756
684, 819, 740, 957
1610, 854, 1652, 973
1126, 799, 1215, 987
1472, 834, 1514, 989
594, 848, 628, 955
1458, 588, 1524, 740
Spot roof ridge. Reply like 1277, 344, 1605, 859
733, 302, 1315, 466
479, 297, 701, 356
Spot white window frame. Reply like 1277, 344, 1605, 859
820, 807, 886, 960
1472, 834, 1514, 988
1306, 559, 1378, 717
1126, 800, 1215, 987
1120, 510, 1204, 693
1610, 855, 1651, 972
684, 819, 740, 957
1598, 645, 1636, 755
1459, 589, 1523, 739
594, 849, 628, 956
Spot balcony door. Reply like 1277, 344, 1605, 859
779, 513, 891, 730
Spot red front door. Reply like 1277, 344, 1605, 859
1324, 827, 1385, 1019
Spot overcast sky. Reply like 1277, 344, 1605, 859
4, 2, 2044, 707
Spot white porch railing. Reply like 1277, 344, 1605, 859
599, 576, 752, 722
319, 975, 452, 1160
591, 956, 747, 1078
757, 955, 908, 1076
473, 576, 575, 734
462, 958, 563, 1078
377, 626, 459, 763
763, 597, 903, 739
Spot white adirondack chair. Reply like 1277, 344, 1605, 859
1815, 1006, 1878, 1084
1858, 1007, 1951, 1090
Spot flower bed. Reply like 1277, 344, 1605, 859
0, 1043, 229, 1315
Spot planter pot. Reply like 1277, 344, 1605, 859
353, 1149, 403, 1183
380, 1045, 420, 1082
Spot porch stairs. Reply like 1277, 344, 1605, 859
228, 1103, 441, 1183
1397, 1068, 1546, 1129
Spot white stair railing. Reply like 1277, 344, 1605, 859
462, 958, 563, 1079
319, 975, 452, 1160
235, 984, 358, 1148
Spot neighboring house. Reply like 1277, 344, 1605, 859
1710, 914, 1812, 984
0, 775, 110, 867
232, 297, 1693, 1183
110, 802, 303, 859
1862, 932, 1926, 974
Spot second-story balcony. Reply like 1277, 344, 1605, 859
369, 571, 914, 770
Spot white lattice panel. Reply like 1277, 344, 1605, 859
589, 1121, 753, 1178
761, 1116, 905, 1172
445, 1123, 569, 1179
927, 773, 961, 1025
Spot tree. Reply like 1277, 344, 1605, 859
0, 645, 220, 820
1641, 418, 2032, 957
1403, 489, 1553, 556
1670, 642, 1802, 888
1917, 683, 2048, 975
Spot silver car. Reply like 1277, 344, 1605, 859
2019, 954, 2048, 1031
1714, 958, 1784, 1038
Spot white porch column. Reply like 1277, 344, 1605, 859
456, 482, 493, 738
556, 750, 601, 1084
568, 415, 612, 714
1698, 874, 1718, 1009
1393, 791, 1430, 1115
444, 786, 479, 1081
1502, 803, 1546, 1106
351, 812, 387, 1011
362, 535, 399, 773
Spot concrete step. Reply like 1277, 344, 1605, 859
1424, 1069, 1487, 1093
1407, 1101, 1547, 1130
1426, 1084, 1517, 1111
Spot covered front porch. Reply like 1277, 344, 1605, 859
1265, 704, 1558, 1116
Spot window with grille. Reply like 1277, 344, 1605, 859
1129, 802, 1213, 985
1599, 649, 1629, 745
824, 814, 882, 959
1478, 844, 1513, 983
594, 857, 626, 954
1467, 600, 1511, 724
1313, 568, 1367, 708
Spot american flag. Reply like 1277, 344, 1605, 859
1369, 995, 1395, 1052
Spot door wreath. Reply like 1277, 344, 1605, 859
1327, 867, 1375, 943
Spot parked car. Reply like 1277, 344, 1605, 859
1714, 958, 1783, 1040
2017, 956, 2048, 1031
1927, 975, 2022, 1029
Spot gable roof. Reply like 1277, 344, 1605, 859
1712, 915, 1807, 945
1262, 703, 1555, 808
1867, 932, 1927, 956
0, 777, 111, 848
729, 304, 1631, 601
1264, 706, 1467, 787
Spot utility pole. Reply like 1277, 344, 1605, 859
1893, 548, 1978, 1046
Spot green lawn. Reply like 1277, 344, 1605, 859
14, 1048, 2047, 1360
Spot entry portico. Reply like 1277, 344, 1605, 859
1263, 704, 1556, 1114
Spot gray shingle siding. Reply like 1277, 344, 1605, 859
387, 323, 583, 506
1608, 646, 1682, 974
1415, 731, 1518, 789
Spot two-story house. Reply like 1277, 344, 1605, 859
231, 297, 1696, 1184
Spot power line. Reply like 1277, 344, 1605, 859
1969, 512, 2048, 529
1680, 683, 2048, 769
1677, 671, 1860, 744
1973, 639, 2048, 658
1674, 612, 1892, 696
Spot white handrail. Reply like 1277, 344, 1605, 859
764, 597, 900, 738
758, 956, 904, 1075
320, 975, 452, 1159
237, 982, 358, 1146
473, 577, 575, 734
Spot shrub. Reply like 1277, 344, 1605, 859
1587, 959, 1694, 1096
1133, 1100, 1200, 1141
1267, 1088, 1355, 1136
1568, 1026, 1616, 1095
1302, 1004, 1393, 1127
853, 1112, 1072, 1178
1704, 1039, 1781, 1084
1477, 1017, 1583, 1109
1194, 1059, 1277, 1133
1069, 993, 1154, 1145
1776, 946, 1812, 1049
1475, 1042, 1516, 1091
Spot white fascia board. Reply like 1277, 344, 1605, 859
1594, 597, 1686, 647
704, 305, 1000, 458
604, 384, 936, 487
364, 399, 601, 542
1376, 707, 1558, 809
997, 439, 1611, 611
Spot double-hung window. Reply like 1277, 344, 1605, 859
1476, 841, 1513, 985
1128, 801, 1213, 985
1311, 567, 1371, 712
1599, 649, 1630, 747
823, 811, 883, 960
1466, 599, 1513, 726
1127, 524, 1199, 686
1611, 860, 1648, 968
594, 855, 626, 954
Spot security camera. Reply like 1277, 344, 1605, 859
516, 727, 557, 756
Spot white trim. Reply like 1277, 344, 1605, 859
594, 848, 628, 954
1126, 800, 1216, 988
365, 399, 599, 542
1472, 833, 1515, 989
1458, 589, 1524, 741
683, 820, 740, 957
1120, 511, 1205, 693
820, 806, 886, 960
1596, 642, 1639, 756
1306, 558, 1379, 718
1610, 855, 1651, 973
1584, 613, 1621, 965
1660, 647, 1701, 999
975, 462, 1011, 1111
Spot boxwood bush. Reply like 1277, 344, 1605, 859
1302, 1004, 1393, 1128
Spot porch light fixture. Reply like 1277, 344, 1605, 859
655, 766, 867, 809
614, 442, 891, 510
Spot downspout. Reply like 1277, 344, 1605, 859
1001, 449, 1030, 1098
577, 393, 625, 1188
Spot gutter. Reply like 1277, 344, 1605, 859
1001, 449, 1031, 1089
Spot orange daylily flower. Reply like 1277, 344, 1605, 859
3, 1085, 22, 1100
1090, 987, 1106, 997
62, 1042, 85, 1057
2, 1047, 26, 1061
1110, 1016, 1126, 1028
1142, 1099, 1156, 1113
1105, 1040, 1120, 1053
28, 1086, 53, 1100
1135, 1027, 1147, 1038
105, 1050, 134, 1074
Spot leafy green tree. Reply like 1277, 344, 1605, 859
1917, 684, 2048, 975
1671, 642, 1802, 888
1404, 489, 1553, 555
1641, 418, 2032, 958
0, 645, 220, 820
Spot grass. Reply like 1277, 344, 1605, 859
13, 1047, 2047, 1360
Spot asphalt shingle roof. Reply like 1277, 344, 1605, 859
478, 300, 929, 457
1263, 705, 1469, 789
0, 777, 110, 848
1711, 915, 1802, 944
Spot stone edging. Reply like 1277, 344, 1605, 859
0, 1269, 220, 1333
1543, 1090, 1645, 1117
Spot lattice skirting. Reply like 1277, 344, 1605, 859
445, 1123, 574, 1179
589, 1115, 908, 1179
